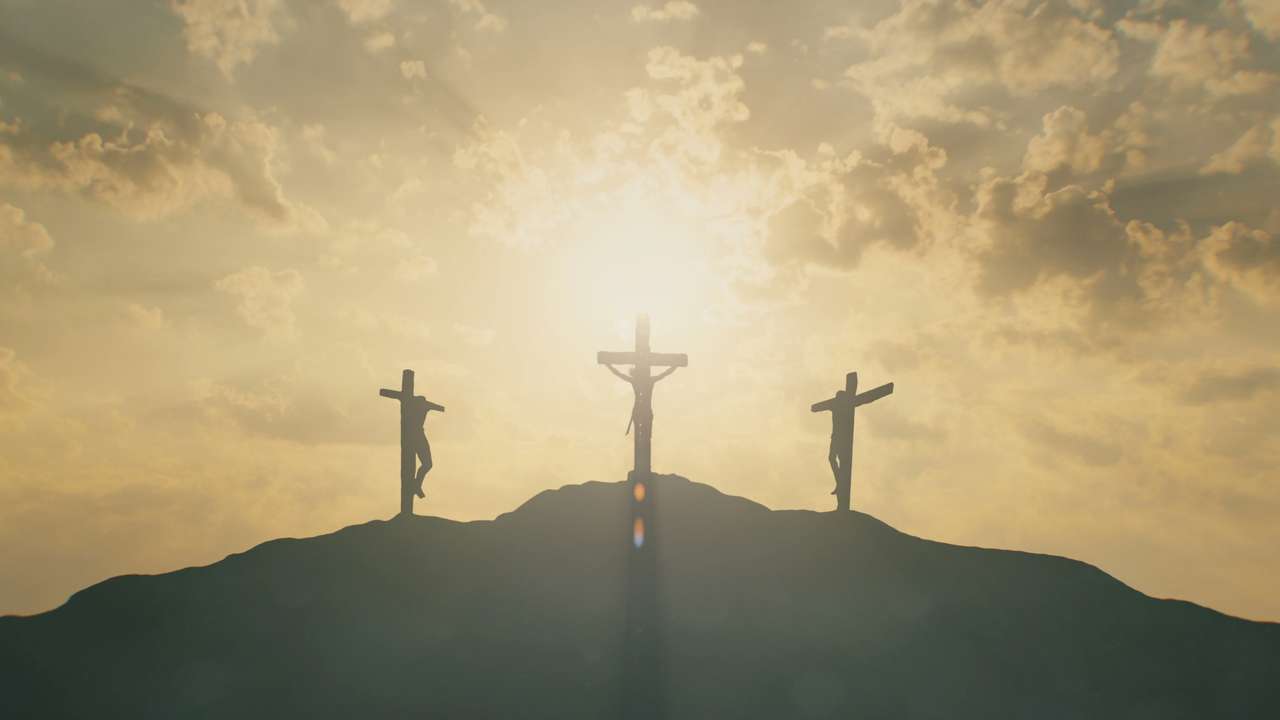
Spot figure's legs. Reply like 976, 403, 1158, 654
413, 438, 432, 498
828, 443, 840, 495
835, 450, 852, 512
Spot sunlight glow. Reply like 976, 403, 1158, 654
555, 166, 744, 343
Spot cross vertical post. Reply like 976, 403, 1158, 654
836, 372, 857, 512
633, 317, 653, 478
397, 369, 415, 516
381, 369, 416, 516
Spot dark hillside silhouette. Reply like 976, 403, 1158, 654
2, 475, 1277, 718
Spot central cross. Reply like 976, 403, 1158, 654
600, 316, 686, 718
598, 315, 688, 480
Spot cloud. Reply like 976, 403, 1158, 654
1183, 365, 1280, 405
1200, 119, 1280, 175
844, 0, 1119, 128
400, 60, 427, 80
631, 2, 700, 23
363, 31, 396, 53
0, 104, 311, 229
394, 254, 438, 282
0, 202, 53, 284
1023, 417, 1123, 467
301, 123, 337, 164
337, 0, 393, 25
765, 129, 950, 269
972, 173, 1280, 333
1023, 106, 1110, 177
1123, 19, 1276, 98
1242, 0, 1280, 41
125, 303, 167, 332
1199, 222, 1280, 304
169, 0, 284, 79
1020, 103, 1157, 183
191, 373, 371, 445
448, 0, 507, 33
974, 171, 1135, 304
453, 323, 495, 346
215, 266, 305, 339
637, 46, 749, 163
453, 47, 754, 250
0, 202, 53, 259
0, 347, 29, 415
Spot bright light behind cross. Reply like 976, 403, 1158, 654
560, 183, 731, 345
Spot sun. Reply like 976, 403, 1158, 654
560, 190, 726, 343
548, 159, 762, 346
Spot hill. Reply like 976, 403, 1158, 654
2, 474, 1277, 718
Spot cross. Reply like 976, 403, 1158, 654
812, 371, 893, 512
379, 369, 445, 517
597, 315, 687, 481
601, 316, 685, 720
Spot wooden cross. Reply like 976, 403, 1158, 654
598, 315, 687, 481
379, 369, 444, 517
812, 371, 893, 512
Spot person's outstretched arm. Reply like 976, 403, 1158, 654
605, 364, 631, 383
652, 366, 679, 383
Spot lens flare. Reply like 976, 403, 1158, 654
633, 517, 645, 549
633, 482, 646, 502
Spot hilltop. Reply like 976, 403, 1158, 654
2, 475, 1277, 718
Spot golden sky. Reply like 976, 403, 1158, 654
2, 0, 1279, 620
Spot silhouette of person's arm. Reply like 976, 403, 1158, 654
605, 364, 632, 384
652, 366, 679, 383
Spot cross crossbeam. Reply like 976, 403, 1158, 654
596, 351, 688, 368
811, 380, 893, 413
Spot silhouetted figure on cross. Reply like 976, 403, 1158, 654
379, 369, 444, 516
597, 315, 688, 479
405, 396, 440, 498
604, 362, 679, 439
812, 371, 893, 512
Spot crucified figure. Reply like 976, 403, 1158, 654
406, 395, 442, 498
604, 363, 679, 437
827, 390, 850, 496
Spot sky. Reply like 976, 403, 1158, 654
1, 0, 1278, 620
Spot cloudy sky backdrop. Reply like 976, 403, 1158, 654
2, 0, 1279, 619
